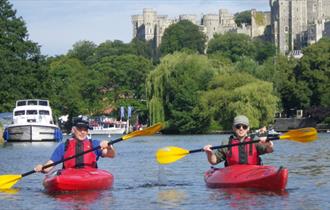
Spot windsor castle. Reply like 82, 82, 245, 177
131, 0, 330, 55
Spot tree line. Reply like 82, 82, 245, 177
1, 0, 329, 133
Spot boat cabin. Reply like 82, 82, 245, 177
12, 99, 54, 125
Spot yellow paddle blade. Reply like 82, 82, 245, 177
279, 127, 318, 143
122, 123, 163, 140
0, 175, 22, 189
156, 146, 189, 164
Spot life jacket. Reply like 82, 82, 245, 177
63, 138, 98, 169
225, 135, 260, 166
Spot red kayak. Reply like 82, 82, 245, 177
204, 165, 288, 191
43, 168, 114, 192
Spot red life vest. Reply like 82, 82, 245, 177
225, 135, 260, 166
63, 138, 98, 169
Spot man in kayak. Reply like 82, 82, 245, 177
203, 115, 273, 166
34, 118, 116, 173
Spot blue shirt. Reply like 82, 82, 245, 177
50, 139, 103, 163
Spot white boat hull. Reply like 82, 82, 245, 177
6, 124, 59, 142
88, 127, 126, 135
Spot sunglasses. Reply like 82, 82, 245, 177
235, 124, 248, 130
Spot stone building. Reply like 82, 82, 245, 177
132, 1, 330, 54
132, 8, 256, 47
270, 0, 330, 54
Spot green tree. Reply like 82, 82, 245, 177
0, 0, 46, 112
207, 33, 256, 62
48, 57, 89, 118
130, 37, 155, 61
146, 52, 214, 133
67, 40, 97, 66
203, 72, 279, 129
256, 55, 311, 113
234, 10, 251, 27
160, 20, 206, 55
253, 39, 276, 64
94, 40, 135, 60
91, 54, 154, 122
296, 38, 330, 107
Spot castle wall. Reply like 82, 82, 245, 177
251, 10, 271, 38
323, 0, 330, 20
132, 2, 328, 54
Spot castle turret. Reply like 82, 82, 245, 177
143, 8, 157, 41
201, 14, 219, 40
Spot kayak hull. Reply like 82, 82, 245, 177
43, 168, 114, 192
204, 165, 288, 191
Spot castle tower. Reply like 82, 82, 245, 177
307, 0, 325, 44
132, 9, 173, 47
270, 0, 308, 54
201, 14, 219, 40
143, 8, 157, 41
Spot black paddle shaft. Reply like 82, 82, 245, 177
189, 134, 279, 154
21, 138, 123, 177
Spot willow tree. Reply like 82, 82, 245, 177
146, 52, 214, 133
203, 72, 279, 130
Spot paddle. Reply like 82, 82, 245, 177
0, 122, 163, 189
156, 127, 318, 165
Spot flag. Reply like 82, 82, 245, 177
128, 106, 133, 118
120, 106, 125, 119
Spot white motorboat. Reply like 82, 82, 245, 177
88, 117, 127, 135
3, 99, 62, 142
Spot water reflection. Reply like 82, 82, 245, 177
157, 189, 187, 207
209, 188, 289, 209
0, 188, 20, 195
46, 190, 105, 203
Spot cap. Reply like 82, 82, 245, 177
74, 118, 92, 130
233, 115, 249, 126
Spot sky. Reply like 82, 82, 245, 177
9, 0, 270, 56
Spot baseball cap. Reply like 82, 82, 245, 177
233, 115, 249, 126
74, 117, 92, 129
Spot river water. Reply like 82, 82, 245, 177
0, 133, 329, 210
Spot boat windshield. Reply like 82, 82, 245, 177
27, 110, 38, 115
39, 110, 50, 115
27, 100, 38, 105
17, 101, 26, 106
14, 110, 25, 116
39, 100, 48, 106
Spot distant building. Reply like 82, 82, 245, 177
270, 0, 330, 54
131, 8, 255, 47
132, 1, 330, 55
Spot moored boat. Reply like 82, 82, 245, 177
43, 168, 114, 192
88, 116, 127, 135
204, 165, 288, 191
4, 99, 62, 142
